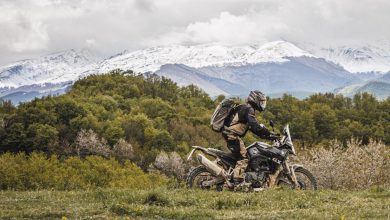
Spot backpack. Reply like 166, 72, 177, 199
210, 99, 240, 132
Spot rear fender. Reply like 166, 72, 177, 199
187, 146, 216, 161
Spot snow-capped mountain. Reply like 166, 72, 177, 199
306, 43, 390, 73
0, 40, 389, 104
99, 41, 314, 73
0, 49, 100, 89
101, 41, 359, 97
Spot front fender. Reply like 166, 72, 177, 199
289, 164, 304, 171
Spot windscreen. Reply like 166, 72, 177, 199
284, 124, 296, 154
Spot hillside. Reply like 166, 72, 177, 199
337, 81, 390, 100
377, 72, 390, 82
357, 81, 390, 99
0, 71, 389, 220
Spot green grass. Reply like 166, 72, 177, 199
1, 187, 390, 219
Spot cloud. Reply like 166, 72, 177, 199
158, 0, 390, 46
185, 12, 261, 45
0, 17, 48, 52
134, 0, 155, 11
157, 11, 288, 46
0, 0, 389, 64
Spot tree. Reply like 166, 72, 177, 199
122, 114, 152, 144
291, 111, 317, 145
26, 123, 59, 153
310, 104, 338, 140
103, 123, 124, 146
55, 98, 86, 125
144, 127, 175, 151
1, 123, 26, 152
139, 98, 175, 119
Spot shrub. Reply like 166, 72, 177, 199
150, 151, 187, 179
0, 152, 167, 190
112, 139, 134, 163
302, 140, 390, 190
75, 129, 111, 158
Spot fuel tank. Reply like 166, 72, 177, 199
247, 141, 287, 163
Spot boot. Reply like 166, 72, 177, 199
232, 159, 248, 182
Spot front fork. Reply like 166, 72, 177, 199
283, 161, 301, 188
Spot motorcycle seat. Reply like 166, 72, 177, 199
208, 148, 238, 161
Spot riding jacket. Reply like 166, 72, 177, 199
223, 103, 272, 139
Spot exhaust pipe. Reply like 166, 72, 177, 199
197, 153, 224, 176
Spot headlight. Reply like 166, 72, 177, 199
281, 149, 289, 158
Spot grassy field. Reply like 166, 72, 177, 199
0, 187, 390, 219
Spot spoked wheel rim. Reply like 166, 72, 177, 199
276, 168, 317, 190
187, 166, 225, 191
294, 171, 315, 190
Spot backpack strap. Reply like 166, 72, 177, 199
223, 104, 244, 129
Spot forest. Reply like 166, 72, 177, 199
1, 70, 389, 155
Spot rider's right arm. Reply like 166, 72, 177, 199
246, 107, 272, 139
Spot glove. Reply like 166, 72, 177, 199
269, 132, 280, 141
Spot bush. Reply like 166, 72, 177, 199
112, 139, 134, 163
302, 140, 390, 190
150, 151, 188, 179
75, 129, 111, 158
0, 152, 167, 190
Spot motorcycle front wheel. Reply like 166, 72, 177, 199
186, 166, 224, 191
277, 167, 317, 190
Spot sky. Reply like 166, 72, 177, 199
0, 0, 389, 65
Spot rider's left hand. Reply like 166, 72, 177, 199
269, 132, 280, 141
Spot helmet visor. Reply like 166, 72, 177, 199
259, 99, 267, 110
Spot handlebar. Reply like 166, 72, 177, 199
269, 132, 281, 141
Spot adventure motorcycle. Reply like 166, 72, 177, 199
186, 123, 317, 191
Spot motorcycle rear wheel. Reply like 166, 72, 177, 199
186, 166, 223, 191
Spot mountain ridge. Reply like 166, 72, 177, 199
1, 41, 389, 103
305, 42, 390, 73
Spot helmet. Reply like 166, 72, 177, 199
247, 90, 267, 111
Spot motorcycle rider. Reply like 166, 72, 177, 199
222, 90, 278, 184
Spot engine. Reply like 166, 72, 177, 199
243, 142, 289, 188
244, 171, 266, 188
245, 150, 269, 187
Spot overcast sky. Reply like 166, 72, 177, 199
0, 0, 389, 64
